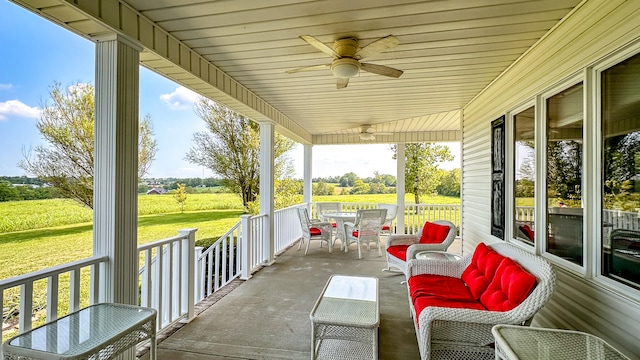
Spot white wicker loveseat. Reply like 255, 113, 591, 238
406, 242, 556, 360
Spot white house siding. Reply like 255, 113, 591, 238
461, 0, 640, 358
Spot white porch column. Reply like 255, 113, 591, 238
396, 143, 406, 234
93, 35, 141, 306
303, 144, 313, 209
259, 122, 275, 265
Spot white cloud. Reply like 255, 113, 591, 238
160, 86, 199, 110
0, 100, 40, 121
0, 84, 13, 90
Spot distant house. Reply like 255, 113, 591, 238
146, 187, 168, 195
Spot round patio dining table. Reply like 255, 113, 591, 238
321, 212, 356, 251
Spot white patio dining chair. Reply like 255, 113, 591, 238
314, 202, 342, 244
315, 202, 342, 222
296, 207, 333, 255
378, 203, 399, 236
344, 208, 387, 259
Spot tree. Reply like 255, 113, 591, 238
392, 143, 454, 203
19, 82, 158, 208
339, 172, 359, 187
436, 168, 461, 197
350, 179, 370, 194
174, 183, 188, 213
184, 97, 296, 209
313, 182, 335, 196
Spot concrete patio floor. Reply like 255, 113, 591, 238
155, 237, 462, 360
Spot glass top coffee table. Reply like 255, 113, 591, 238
310, 275, 379, 360
492, 324, 630, 360
2, 303, 157, 360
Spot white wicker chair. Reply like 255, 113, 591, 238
384, 220, 457, 276
406, 242, 557, 360
296, 207, 333, 255
343, 209, 387, 259
378, 203, 398, 236
315, 202, 342, 221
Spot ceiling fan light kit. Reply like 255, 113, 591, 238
331, 58, 360, 78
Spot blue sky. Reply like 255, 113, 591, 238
0, 1, 457, 179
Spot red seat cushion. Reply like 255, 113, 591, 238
381, 225, 390, 231
331, 223, 337, 228
413, 295, 486, 325
460, 243, 507, 299
387, 245, 409, 261
419, 222, 451, 244
480, 257, 537, 311
408, 274, 475, 303
309, 227, 322, 236
351, 230, 376, 237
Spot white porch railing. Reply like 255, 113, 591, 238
274, 204, 305, 254
138, 229, 197, 330
403, 204, 461, 234
0, 256, 108, 341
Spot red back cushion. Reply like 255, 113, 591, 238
479, 257, 537, 311
419, 222, 451, 244
461, 243, 507, 299
520, 224, 534, 240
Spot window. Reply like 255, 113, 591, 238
545, 82, 584, 265
513, 106, 535, 245
601, 52, 640, 289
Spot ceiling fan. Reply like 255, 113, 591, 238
286, 35, 404, 89
356, 125, 393, 141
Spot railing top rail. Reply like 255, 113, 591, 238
198, 220, 241, 259
274, 203, 305, 213
250, 213, 268, 220
137, 233, 189, 251
0, 256, 109, 290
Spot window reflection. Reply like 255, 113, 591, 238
513, 106, 535, 245
601, 52, 640, 289
546, 82, 584, 265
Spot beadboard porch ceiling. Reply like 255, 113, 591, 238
11, 0, 582, 144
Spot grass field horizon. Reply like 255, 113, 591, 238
0, 192, 461, 278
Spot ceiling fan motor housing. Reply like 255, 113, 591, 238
333, 38, 358, 57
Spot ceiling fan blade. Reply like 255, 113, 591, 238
361, 63, 403, 78
300, 35, 338, 57
285, 64, 330, 74
355, 35, 399, 60
336, 78, 349, 89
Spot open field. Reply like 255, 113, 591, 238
0, 193, 244, 233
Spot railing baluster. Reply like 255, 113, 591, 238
46, 274, 58, 322
69, 268, 80, 313
19, 282, 33, 332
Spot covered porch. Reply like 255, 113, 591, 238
3, 0, 640, 359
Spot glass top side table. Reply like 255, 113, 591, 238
492, 324, 630, 360
414, 251, 461, 261
2, 303, 157, 360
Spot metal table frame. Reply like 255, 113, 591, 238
2, 303, 157, 360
